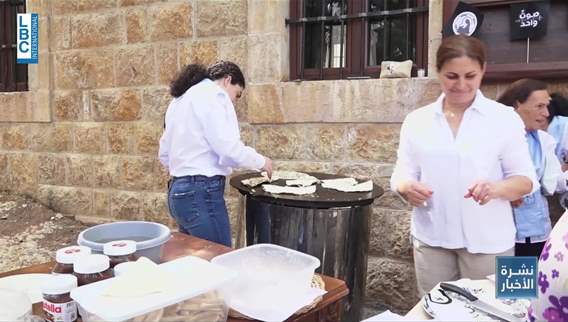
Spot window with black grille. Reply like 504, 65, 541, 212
288, 0, 429, 81
0, 0, 28, 92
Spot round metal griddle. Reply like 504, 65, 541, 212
229, 172, 383, 209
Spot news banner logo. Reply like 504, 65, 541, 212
496, 256, 538, 299
16, 13, 38, 64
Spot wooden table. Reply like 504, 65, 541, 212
0, 232, 349, 322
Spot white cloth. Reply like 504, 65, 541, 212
539, 130, 568, 194
554, 117, 568, 160
159, 79, 265, 177
390, 90, 539, 254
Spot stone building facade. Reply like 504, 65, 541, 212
1, 0, 568, 313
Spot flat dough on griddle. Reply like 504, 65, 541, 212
262, 184, 316, 195
321, 178, 373, 192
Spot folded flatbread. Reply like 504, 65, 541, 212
241, 176, 270, 187
102, 257, 175, 298
262, 184, 316, 195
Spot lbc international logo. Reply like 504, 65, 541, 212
16, 13, 38, 64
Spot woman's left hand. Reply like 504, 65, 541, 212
464, 180, 498, 205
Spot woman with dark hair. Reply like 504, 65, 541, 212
159, 61, 273, 247
391, 35, 537, 297
497, 79, 568, 257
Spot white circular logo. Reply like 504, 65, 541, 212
452, 11, 478, 36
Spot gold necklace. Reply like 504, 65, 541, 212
444, 111, 457, 118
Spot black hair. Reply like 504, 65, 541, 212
497, 78, 547, 108
169, 61, 245, 98
547, 92, 568, 123
207, 61, 245, 89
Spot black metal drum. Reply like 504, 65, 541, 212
230, 172, 383, 322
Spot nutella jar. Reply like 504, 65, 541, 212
52, 246, 91, 275
103, 240, 137, 268
41, 274, 78, 322
73, 254, 113, 286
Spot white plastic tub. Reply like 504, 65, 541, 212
77, 221, 171, 263
71, 256, 235, 322
211, 244, 320, 305
77, 290, 228, 322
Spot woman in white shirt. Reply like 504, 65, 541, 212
497, 79, 568, 258
546, 93, 568, 168
547, 93, 568, 210
159, 61, 273, 246
390, 36, 537, 297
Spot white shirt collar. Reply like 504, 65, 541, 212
434, 90, 489, 117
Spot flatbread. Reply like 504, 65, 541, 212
262, 184, 316, 195
102, 257, 175, 298
285, 176, 319, 187
321, 178, 373, 192
321, 178, 358, 187
241, 176, 270, 187
261, 171, 312, 181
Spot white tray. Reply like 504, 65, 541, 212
422, 279, 529, 321
70, 255, 236, 322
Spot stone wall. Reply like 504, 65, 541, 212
0, 0, 251, 229
2, 0, 568, 315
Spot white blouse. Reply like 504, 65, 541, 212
390, 91, 539, 254
539, 130, 568, 195
159, 79, 265, 177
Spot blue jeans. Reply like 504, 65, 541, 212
167, 175, 231, 247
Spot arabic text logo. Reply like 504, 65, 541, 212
496, 256, 538, 299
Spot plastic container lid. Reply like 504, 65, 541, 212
211, 243, 320, 292
41, 274, 78, 295
56, 246, 91, 264
74, 254, 110, 274
113, 261, 138, 277
0, 289, 31, 321
103, 240, 136, 256
70, 256, 235, 322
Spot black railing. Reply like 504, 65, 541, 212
288, 0, 428, 80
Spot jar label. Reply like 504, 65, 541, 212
43, 299, 77, 322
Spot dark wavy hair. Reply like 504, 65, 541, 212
497, 78, 547, 109
547, 92, 568, 123
169, 61, 245, 98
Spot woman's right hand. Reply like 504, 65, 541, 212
262, 157, 273, 179
397, 181, 433, 208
